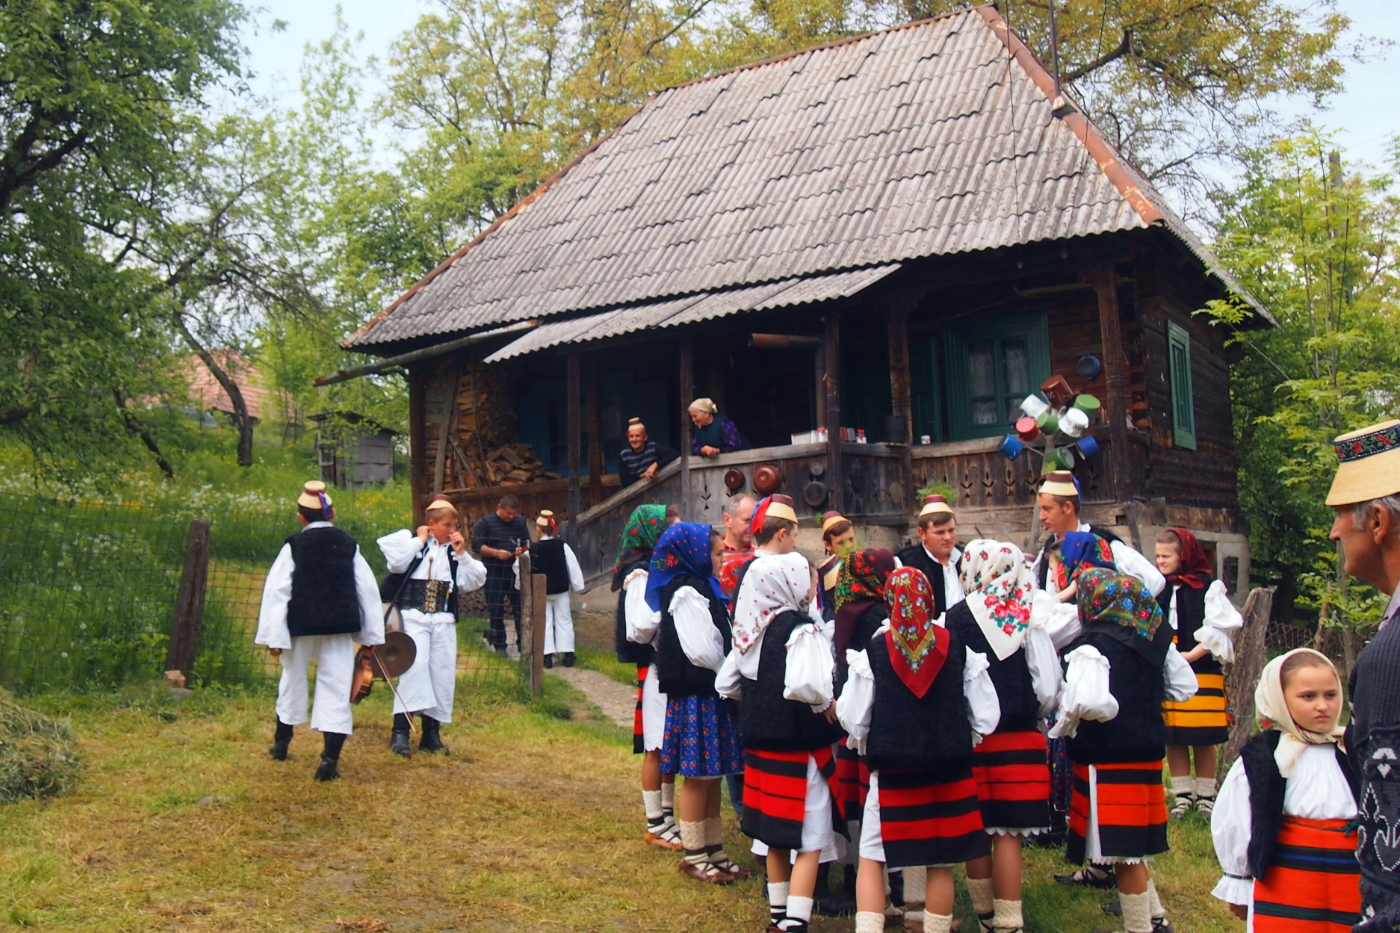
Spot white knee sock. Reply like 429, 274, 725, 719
680, 820, 707, 864
643, 789, 663, 825
992, 898, 1023, 931
855, 910, 885, 933
1146, 877, 1166, 920
923, 913, 953, 933
968, 876, 995, 921
661, 780, 675, 811
1120, 892, 1153, 933
768, 880, 790, 924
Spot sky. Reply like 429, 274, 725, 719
236, 0, 1399, 169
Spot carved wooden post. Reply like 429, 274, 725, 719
166, 519, 211, 682
888, 305, 914, 514
587, 360, 603, 507
567, 352, 581, 538
1220, 587, 1275, 780
679, 338, 694, 520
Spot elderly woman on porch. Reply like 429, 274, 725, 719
688, 398, 748, 457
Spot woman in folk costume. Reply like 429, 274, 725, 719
1153, 527, 1243, 819
256, 481, 385, 781
613, 504, 681, 849
528, 510, 585, 669
1211, 648, 1359, 932
945, 541, 1061, 933
645, 522, 747, 884
837, 567, 1001, 933
726, 543, 845, 933
376, 495, 488, 757
818, 512, 857, 621
1049, 568, 1199, 933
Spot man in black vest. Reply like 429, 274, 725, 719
472, 494, 530, 656
255, 481, 384, 781
1029, 471, 1164, 598
895, 495, 965, 616
528, 510, 585, 668
1327, 420, 1400, 933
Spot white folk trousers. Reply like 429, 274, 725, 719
276, 634, 356, 735
544, 592, 575, 655
394, 612, 457, 722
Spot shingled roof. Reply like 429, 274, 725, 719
348, 4, 1262, 353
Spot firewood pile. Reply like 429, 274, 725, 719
433, 366, 560, 491
482, 444, 561, 485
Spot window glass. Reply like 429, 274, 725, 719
1003, 339, 1029, 421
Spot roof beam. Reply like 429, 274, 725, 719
314, 321, 538, 386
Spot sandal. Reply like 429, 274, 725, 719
709, 854, 754, 880
1169, 794, 1194, 820
1053, 867, 1116, 889
678, 859, 736, 885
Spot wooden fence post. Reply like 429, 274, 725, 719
166, 519, 211, 682
1220, 586, 1274, 780
519, 552, 546, 696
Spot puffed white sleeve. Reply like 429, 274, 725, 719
783, 621, 836, 712
455, 549, 488, 593
1023, 623, 1063, 718
1210, 759, 1255, 906
377, 529, 422, 574
716, 649, 743, 700
1110, 541, 1167, 597
564, 543, 586, 593
254, 544, 295, 649
836, 649, 875, 755
1196, 580, 1244, 664
963, 650, 1001, 742
1049, 645, 1118, 739
624, 570, 661, 644
353, 547, 386, 646
1032, 588, 1082, 650
671, 587, 728, 672
1164, 645, 1200, 702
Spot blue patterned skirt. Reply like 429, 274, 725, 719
661, 694, 744, 778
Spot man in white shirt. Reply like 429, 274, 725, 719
895, 495, 965, 615
1029, 472, 1165, 597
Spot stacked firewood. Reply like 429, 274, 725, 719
482, 444, 560, 485
435, 365, 560, 491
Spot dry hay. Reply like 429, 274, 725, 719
0, 690, 81, 802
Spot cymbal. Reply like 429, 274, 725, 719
374, 632, 417, 678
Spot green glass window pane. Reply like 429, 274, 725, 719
972, 399, 999, 425
968, 343, 996, 398
1004, 340, 1029, 396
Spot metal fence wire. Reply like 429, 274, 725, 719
0, 495, 527, 694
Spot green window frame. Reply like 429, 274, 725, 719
1167, 320, 1196, 450
944, 313, 1051, 440
910, 336, 943, 444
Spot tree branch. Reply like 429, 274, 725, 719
114, 391, 175, 479
1064, 29, 1132, 84
0, 405, 31, 426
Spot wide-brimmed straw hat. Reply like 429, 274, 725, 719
918, 494, 954, 517
1326, 420, 1400, 506
1038, 471, 1079, 499
296, 480, 332, 510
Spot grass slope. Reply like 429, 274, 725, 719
0, 679, 1241, 933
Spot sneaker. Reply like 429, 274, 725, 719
1054, 867, 1116, 889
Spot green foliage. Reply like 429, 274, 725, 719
916, 482, 957, 506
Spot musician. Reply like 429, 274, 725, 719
256, 481, 384, 781
377, 496, 487, 757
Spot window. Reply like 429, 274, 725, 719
943, 314, 1051, 440
1167, 320, 1196, 450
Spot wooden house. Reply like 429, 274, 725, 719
311, 412, 399, 488
329, 5, 1266, 598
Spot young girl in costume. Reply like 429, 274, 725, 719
1050, 568, 1199, 933
837, 566, 1001, 933
646, 522, 747, 884
1154, 527, 1243, 819
946, 541, 1061, 933
1210, 648, 1358, 932
612, 504, 680, 849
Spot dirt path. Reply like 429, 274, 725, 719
547, 667, 635, 729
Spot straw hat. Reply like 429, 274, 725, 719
535, 509, 557, 534
1038, 471, 1079, 499
296, 480, 332, 510
820, 511, 849, 534
425, 494, 459, 516
1326, 420, 1400, 506
750, 494, 798, 532
918, 494, 954, 517
688, 397, 718, 415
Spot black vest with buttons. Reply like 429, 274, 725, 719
866, 625, 973, 774
285, 526, 363, 638
655, 575, 731, 697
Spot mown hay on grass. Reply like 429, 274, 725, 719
0, 692, 81, 802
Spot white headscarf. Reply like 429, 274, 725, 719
1254, 647, 1346, 778
732, 552, 814, 655
959, 539, 1035, 661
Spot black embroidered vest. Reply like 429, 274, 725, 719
865, 625, 974, 774
613, 555, 655, 666
531, 538, 571, 596
740, 610, 845, 752
1062, 628, 1166, 764
286, 526, 363, 638
1240, 730, 1358, 879
946, 601, 1039, 734
655, 575, 731, 698
1158, 580, 1220, 675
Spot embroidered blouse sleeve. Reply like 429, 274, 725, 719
377, 529, 422, 574
1031, 588, 1082, 650
962, 649, 1001, 741
255, 544, 295, 649
1110, 541, 1167, 597
1164, 645, 1200, 702
835, 648, 875, 755
1049, 645, 1118, 739
670, 587, 727, 672
1196, 580, 1244, 664
1023, 623, 1063, 718
454, 549, 488, 593
1210, 758, 1255, 906
624, 570, 661, 644
564, 544, 586, 593
353, 547, 386, 646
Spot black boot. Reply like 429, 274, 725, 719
563, 652, 575, 668
314, 732, 346, 781
889, 866, 905, 908
390, 713, 412, 758
815, 861, 855, 917
269, 719, 293, 761
543, 654, 554, 669
419, 715, 449, 754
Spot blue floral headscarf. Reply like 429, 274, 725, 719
644, 522, 726, 611
1055, 531, 1116, 590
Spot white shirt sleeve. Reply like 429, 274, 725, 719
1049, 645, 1118, 739
624, 569, 661, 644
836, 649, 875, 755
564, 543, 586, 593
784, 621, 836, 712
454, 548, 488, 593
1196, 580, 1244, 663
1210, 758, 1255, 906
376, 529, 423, 573
716, 649, 743, 700
1032, 588, 1082, 650
1110, 540, 1167, 597
254, 544, 295, 649
353, 547, 386, 646
963, 649, 1001, 741
670, 587, 728, 672
1164, 645, 1200, 702
1023, 624, 1063, 718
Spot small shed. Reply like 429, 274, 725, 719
312, 413, 399, 488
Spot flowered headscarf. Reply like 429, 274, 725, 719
883, 567, 949, 699
612, 504, 667, 589
732, 552, 814, 655
959, 539, 1034, 661
834, 549, 896, 653
644, 522, 725, 611
1164, 527, 1212, 590
1055, 531, 1116, 591
1076, 567, 1169, 666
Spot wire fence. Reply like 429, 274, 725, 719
0, 494, 528, 695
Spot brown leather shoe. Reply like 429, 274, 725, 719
678, 859, 736, 885
645, 830, 684, 851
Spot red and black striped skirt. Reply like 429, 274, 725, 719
836, 743, 871, 824
741, 747, 843, 851
1066, 760, 1169, 864
875, 766, 990, 868
632, 665, 647, 754
1253, 816, 1360, 933
971, 730, 1051, 834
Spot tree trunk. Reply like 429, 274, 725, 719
1220, 587, 1275, 779
171, 311, 254, 467
114, 390, 175, 479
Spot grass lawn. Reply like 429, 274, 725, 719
0, 675, 1242, 933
